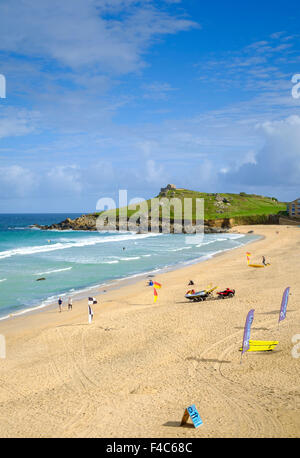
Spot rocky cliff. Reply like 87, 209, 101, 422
31, 212, 280, 233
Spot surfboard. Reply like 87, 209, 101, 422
239, 340, 278, 352
206, 286, 218, 294
248, 264, 266, 268
246, 253, 271, 268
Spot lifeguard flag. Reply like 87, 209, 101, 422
242, 309, 255, 355
154, 288, 158, 303
246, 252, 251, 264
153, 281, 162, 289
279, 287, 290, 323
88, 297, 97, 305
88, 305, 94, 324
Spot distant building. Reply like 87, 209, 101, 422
287, 198, 300, 219
160, 184, 177, 194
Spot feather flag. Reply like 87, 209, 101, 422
246, 252, 251, 264
241, 309, 255, 358
279, 287, 290, 324
153, 281, 162, 289
153, 288, 158, 303
88, 305, 94, 324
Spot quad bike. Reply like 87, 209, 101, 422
216, 288, 235, 299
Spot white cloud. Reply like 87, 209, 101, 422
143, 81, 176, 100
0, 0, 197, 74
46, 165, 83, 194
0, 165, 37, 198
196, 31, 299, 95
225, 115, 300, 190
0, 108, 39, 138
145, 159, 165, 184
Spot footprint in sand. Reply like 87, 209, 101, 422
130, 385, 158, 395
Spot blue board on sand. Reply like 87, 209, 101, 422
180, 404, 203, 428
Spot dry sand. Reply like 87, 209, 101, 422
0, 225, 299, 438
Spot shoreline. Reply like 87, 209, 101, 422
0, 231, 261, 324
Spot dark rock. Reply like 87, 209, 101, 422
32, 212, 230, 234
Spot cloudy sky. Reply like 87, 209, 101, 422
0, 0, 299, 212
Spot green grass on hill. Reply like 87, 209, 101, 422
159, 189, 286, 220
94, 188, 287, 221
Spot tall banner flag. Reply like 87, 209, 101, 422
241, 309, 255, 362
154, 288, 158, 303
279, 287, 290, 325
246, 252, 251, 265
88, 305, 94, 324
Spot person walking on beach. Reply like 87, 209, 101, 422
68, 297, 72, 311
262, 256, 266, 266
58, 297, 63, 312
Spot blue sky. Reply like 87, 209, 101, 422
0, 0, 299, 212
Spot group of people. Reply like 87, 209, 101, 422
56, 253, 269, 315
58, 296, 73, 312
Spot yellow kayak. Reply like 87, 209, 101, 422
239, 340, 279, 352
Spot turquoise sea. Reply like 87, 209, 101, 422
0, 214, 259, 319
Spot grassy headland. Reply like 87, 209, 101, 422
34, 189, 287, 231
96, 188, 286, 222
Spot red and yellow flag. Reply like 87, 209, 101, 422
152, 282, 161, 303
246, 252, 251, 264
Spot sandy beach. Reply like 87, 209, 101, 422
0, 224, 299, 438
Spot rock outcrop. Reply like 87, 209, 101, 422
31, 213, 228, 234
31, 207, 280, 233
32, 215, 98, 231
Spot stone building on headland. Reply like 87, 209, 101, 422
160, 184, 177, 195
